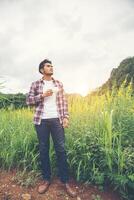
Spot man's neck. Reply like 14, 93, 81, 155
42, 75, 52, 81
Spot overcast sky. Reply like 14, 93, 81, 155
0, 0, 134, 96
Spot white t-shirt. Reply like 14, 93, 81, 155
41, 80, 59, 119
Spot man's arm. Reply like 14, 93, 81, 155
63, 90, 69, 119
26, 82, 44, 106
60, 83, 69, 120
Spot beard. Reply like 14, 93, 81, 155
45, 71, 53, 75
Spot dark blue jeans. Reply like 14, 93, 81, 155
34, 118, 69, 183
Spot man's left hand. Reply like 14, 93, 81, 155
63, 118, 69, 128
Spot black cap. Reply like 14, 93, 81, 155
39, 59, 52, 74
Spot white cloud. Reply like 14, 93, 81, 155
0, 0, 134, 96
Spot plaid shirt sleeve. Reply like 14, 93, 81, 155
60, 82, 69, 120
26, 82, 43, 106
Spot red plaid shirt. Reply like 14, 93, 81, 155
26, 76, 69, 125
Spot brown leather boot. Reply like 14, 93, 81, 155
65, 183, 77, 198
37, 180, 50, 194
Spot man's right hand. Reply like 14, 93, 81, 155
41, 89, 53, 98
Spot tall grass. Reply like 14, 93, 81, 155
0, 81, 134, 199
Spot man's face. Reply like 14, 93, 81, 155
41, 62, 53, 75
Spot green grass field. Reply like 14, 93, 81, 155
0, 82, 134, 199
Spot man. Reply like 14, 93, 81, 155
26, 59, 77, 197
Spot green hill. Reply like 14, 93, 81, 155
91, 56, 134, 95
